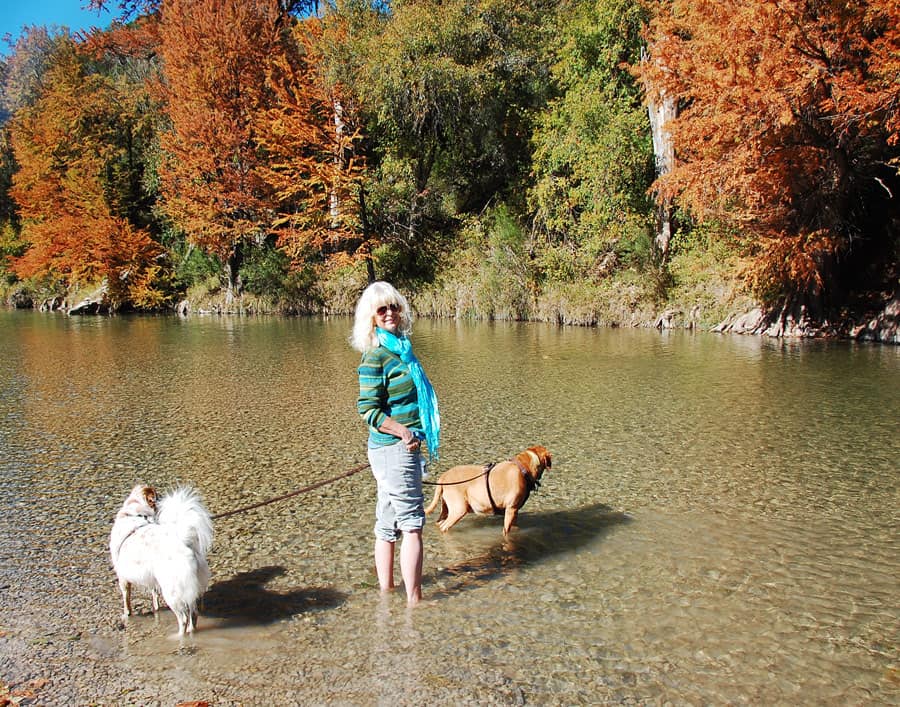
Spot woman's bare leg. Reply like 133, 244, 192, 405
400, 529, 423, 606
375, 538, 396, 592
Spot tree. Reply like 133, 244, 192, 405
157, 0, 287, 299
641, 0, 900, 310
257, 16, 368, 271
323, 0, 554, 281
529, 0, 655, 275
87, 0, 320, 22
1, 27, 69, 118
8, 36, 168, 309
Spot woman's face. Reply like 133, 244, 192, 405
374, 302, 401, 334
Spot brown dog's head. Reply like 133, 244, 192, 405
516, 445, 552, 481
117, 484, 158, 518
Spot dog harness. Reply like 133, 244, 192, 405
484, 460, 541, 515
112, 513, 155, 563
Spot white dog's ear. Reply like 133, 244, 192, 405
141, 486, 158, 511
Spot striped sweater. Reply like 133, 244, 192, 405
357, 346, 423, 446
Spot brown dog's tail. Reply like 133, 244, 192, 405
424, 484, 443, 515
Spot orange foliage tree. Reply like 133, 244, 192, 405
257, 15, 368, 272
157, 0, 288, 298
9, 37, 168, 308
641, 0, 900, 308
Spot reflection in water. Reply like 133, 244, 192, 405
0, 311, 897, 705
371, 596, 426, 706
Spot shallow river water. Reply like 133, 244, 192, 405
0, 310, 897, 705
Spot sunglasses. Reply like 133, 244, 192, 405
376, 303, 400, 316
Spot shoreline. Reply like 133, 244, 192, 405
7, 295, 898, 345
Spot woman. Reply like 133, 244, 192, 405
351, 281, 440, 606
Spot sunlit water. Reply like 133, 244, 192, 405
0, 310, 897, 705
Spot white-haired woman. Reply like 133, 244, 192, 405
352, 281, 440, 606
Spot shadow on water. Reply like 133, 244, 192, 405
427, 502, 630, 598
202, 565, 347, 626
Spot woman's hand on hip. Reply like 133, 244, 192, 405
401, 429, 421, 452
377, 417, 421, 452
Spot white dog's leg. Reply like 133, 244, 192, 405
119, 579, 133, 617
175, 610, 187, 636
151, 588, 160, 613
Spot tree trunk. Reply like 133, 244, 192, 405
358, 185, 377, 284
330, 99, 344, 229
223, 245, 244, 305
644, 47, 678, 261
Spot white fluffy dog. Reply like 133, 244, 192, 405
109, 484, 214, 635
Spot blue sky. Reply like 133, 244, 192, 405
1, 1, 113, 51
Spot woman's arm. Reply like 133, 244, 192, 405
377, 417, 421, 451
358, 349, 420, 452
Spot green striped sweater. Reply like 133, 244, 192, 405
357, 346, 423, 446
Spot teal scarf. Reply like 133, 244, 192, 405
376, 327, 440, 461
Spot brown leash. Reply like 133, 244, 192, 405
211, 457, 538, 520
211, 462, 371, 520
422, 464, 492, 487
422, 459, 538, 491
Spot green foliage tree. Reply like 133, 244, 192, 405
0, 126, 24, 289
322, 0, 555, 282
529, 0, 655, 282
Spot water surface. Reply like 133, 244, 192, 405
0, 311, 897, 704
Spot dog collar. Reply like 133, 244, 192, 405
512, 459, 540, 492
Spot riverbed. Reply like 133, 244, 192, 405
0, 311, 897, 705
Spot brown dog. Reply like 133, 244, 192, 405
424, 445, 552, 535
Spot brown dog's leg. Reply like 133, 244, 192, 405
503, 507, 519, 535
437, 503, 468, 533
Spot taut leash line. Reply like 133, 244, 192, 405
212, 462, 370, 520
212, 458, 527, 520
422, 465, 491, 486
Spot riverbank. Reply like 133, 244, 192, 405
4, 264, 897, 344
88, 292, 900, 346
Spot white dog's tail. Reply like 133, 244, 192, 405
157, 486, 214, 557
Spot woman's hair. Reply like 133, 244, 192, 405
350, 281, 413, 352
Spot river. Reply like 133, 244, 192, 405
0, 310, 897, 705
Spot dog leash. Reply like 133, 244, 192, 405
480, 461, 539, 514
422, 464, 493, 487
211, 458, 537, 519
422, 460, 539, 488
484, 463, 502, 515
211, 462, 371, 520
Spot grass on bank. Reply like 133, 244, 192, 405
0, 209, 753, 330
